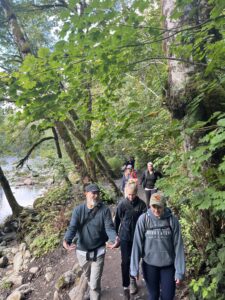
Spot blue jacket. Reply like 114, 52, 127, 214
130, 208, 185, 280
64, 202, 117, 251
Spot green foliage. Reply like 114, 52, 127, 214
189, 235, 225, 299
0, 280, 12, 291
20, 184, 77, 256
30, 233, 60, 257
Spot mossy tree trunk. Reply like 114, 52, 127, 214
0, 166, 23, 216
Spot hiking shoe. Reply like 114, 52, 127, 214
123, 288, 130, 300
130, 278, 138, 295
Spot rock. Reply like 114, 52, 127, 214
0, 240, 7, 246
55, 270, 76, 291
45, 272, 54, 282
6, 291, 22, 300
29, 266, 39, 274
19, 243, 26, 252
13, 252, 23, 272
24, 250, 31, 259
23, 178, 34, 185
1, 232, 16, 243
53, 291, 60, 300
16, 283, 33, 294
11, 247, 18, 254
0, 256, 9, 268
7, 274, 23, 286
72, 263, 82, 277
6, 284, 33, 300
68, 274, 88, 300
46, 266, 53, 272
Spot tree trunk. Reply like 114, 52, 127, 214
162, 0, 194, 120
55, 121, 90, 182
0, 166, 23, 216
0, 0, 33, 58
68, 109, 117, 178
51, 127, 72, 186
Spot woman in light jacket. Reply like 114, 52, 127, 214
130, 192, 185, 300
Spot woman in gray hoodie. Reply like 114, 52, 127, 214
130, 192, 185, 300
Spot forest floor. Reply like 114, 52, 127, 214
1, 178, 189, 300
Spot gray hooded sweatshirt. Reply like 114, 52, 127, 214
130, 207, 185, 280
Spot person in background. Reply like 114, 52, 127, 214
125, 156, 135, 169
63, 183, 120, 300
140, 162, 162, 207
130, 192, 185, 300
121, 165, 132, 193
115, 180, 146, 299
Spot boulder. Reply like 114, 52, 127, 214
68, 274, 88, 300
0, 256, 9, 268
23, 178, 34, 185
6, 291, 22, 300
45, 272, 54, 282
19, 243, 26, 252
7, 273, 23, 286
55, 270, 76, 291
13, 252, 23, 273
29, 266, 39, 274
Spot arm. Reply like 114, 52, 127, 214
139, 171, 145, 186
114, 203, 122, 235
130, 215, 146, 278
172, 217, 185, 282
63, 207, 80, 250
104, 207, 117, 243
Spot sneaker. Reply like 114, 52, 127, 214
123, 288, 130, 300
130, 278, 138, 295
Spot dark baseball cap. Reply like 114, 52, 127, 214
85, 183, 100, 193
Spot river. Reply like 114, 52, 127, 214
0, 156, 46, 224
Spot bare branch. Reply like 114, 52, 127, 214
16, 136, 55, 169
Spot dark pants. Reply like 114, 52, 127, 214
142, 261, 176, 300
144, 188, 157, 207
120, 240, 133, 287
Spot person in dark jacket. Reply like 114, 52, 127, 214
63, 183, 120, 300
115, 180, 146, 299
140, 162, 162, 207
130, 192, 185, 300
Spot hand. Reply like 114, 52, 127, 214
175, 279, 182, 286
63, 240, 76, 251
106, 236, 120, 249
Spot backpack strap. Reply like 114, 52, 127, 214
144, 211, 173, 232
80, 203, 102, 230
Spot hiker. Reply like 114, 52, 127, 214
121, 165, 132, 193
63, 183, 120, 300
130, 192, 185, 300
115, 180, 147, 299
140, 162, 162, 207
125, 156, 135, 169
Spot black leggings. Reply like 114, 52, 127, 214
120, 240, 133, 287
142, 261, 176, 300
144, 188, 157, 207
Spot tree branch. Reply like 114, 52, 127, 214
16, 136, 55, 169
127, 57, 225, 72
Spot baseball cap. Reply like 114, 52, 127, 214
150, 192, 166, 207
126, 164, 132, 169
85, 183, 100, 193
147, 162, 153, 166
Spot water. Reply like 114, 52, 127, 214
0, 156, 45, 224
0, 186, 43, 224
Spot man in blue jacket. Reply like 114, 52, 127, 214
63, 183, 119, 300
